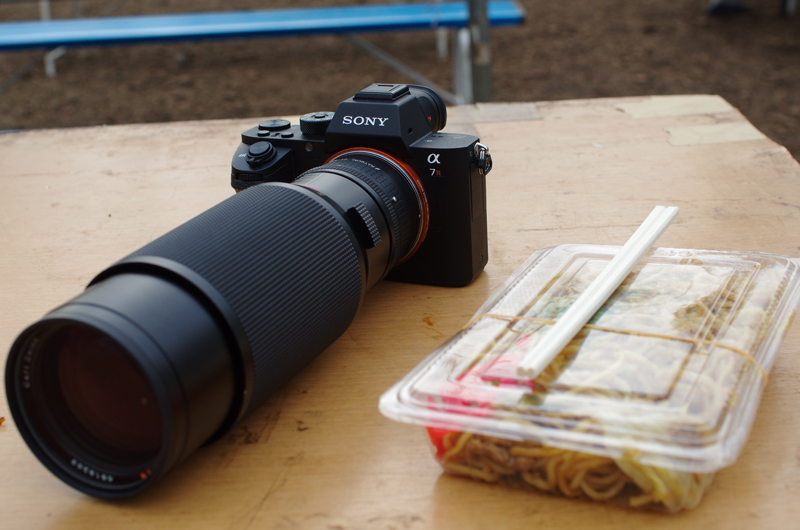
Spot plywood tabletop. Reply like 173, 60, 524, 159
1, 95, 799, 529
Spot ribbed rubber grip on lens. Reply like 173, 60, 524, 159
121, 183, 364, 418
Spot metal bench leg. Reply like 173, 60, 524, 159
453, 28, 473, 104
436, 28, 449, 60
38, 0, 52, 20
39, 0, 84, 76
783, 0, 796, 15
44, 47, 67, 77
39, 0, 66, 77
469, 0, 492, 103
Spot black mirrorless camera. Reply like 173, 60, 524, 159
231, 82, 491, 287
5, 84, 491, 499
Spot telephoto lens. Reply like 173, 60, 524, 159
6, 84, 489, 498
5, 149, 424, 498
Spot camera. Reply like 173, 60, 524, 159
4, 84, 491, 498
231, 83, 491, 287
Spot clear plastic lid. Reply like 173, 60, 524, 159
380, 245, 800, 473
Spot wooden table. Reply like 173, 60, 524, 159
1, 96, 799, 529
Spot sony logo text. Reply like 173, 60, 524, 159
342, 116, 389, 126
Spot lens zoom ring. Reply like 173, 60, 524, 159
124, 184, 363, 417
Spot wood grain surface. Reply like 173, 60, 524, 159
1, 96, 799, 529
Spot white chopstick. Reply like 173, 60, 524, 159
516, 205, 679, 378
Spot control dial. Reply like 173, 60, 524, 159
300, 112, 334, 136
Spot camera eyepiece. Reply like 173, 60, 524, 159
408, 85, 447, 133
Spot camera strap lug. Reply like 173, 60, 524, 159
474, 143, 492, 175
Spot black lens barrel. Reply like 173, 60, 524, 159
6, 141, 424, 497
6, 182, 373, 497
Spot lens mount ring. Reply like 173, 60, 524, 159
327, 148, 429, 264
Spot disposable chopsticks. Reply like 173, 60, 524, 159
516, 205, 680, 378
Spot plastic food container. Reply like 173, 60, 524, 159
380, 245, 800, 512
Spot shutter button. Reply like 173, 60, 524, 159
258, 119, 291, 131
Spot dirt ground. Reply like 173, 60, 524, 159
1, 0, 798, 158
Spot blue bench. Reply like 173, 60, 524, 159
0, 1, 524, 50
0, 1, 524, 103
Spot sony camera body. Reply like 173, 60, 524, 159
231, 83, 491, 287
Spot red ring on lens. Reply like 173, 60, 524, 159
327, 147, 429, 264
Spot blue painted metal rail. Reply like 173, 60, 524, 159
0, 1, 525, 51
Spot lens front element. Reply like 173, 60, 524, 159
55, 326, 163, 458
10, 321, 166, 494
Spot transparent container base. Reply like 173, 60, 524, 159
428, 428, 714, 512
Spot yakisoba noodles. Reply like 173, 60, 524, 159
380, 245, 800, 512
435, 432, 713, 512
